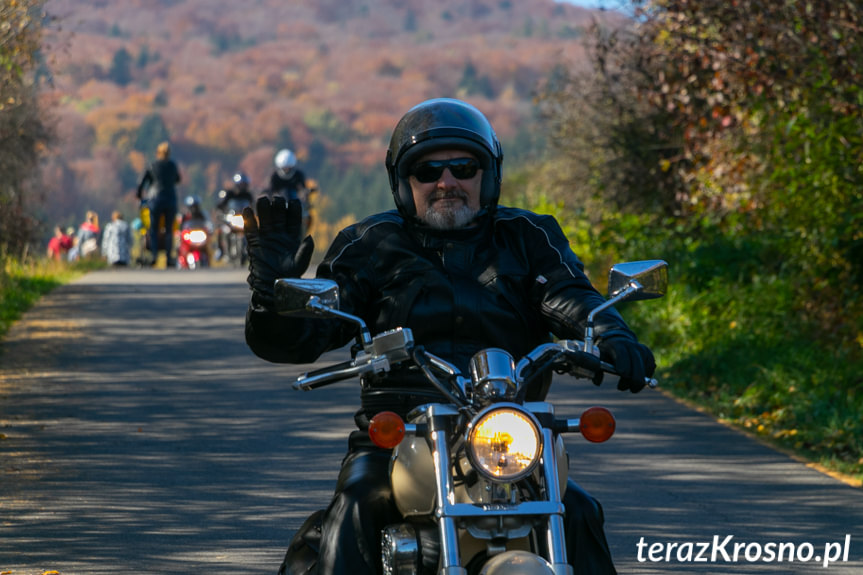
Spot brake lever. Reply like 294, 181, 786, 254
293, 355, 390, 391
599, 360, 658, 389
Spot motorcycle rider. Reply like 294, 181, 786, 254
176, 195, 214, 268
181, 195, 213, 230
268, 148, 308, 202
267, 148, 315, 234
215, 171, 255, 260
244, 98, 655, 575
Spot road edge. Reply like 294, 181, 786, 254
656, 388, 862, 489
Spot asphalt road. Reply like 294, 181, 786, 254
1, 268, 861, 574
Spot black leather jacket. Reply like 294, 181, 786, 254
246, 206, 640, 418
269, 169, 307, 200
136, 159, 181, 203
216, 187, 255, 212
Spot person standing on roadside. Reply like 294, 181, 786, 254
137, 141, 181, 267
101, 210, 133, 267
47, 225, 73, 261
73, 210, 101, 260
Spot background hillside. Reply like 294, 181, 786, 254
40, 0, 622, 232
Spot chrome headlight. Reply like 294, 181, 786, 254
466, 405, 541, 482
229, 214, 245, 230
182, 229, 208, 246
469, 348, 517, 404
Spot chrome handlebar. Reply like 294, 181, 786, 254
293, 336, 658, 391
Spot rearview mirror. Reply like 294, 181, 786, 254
607, 260, 668, 301
274, 278, 340, 317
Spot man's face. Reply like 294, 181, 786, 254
409, 149, 482, 230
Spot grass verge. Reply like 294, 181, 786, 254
0, 257, 105, 342
624, 279, 863, 485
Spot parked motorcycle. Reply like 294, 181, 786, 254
273, 260, 667, 575
177, 218, 211, 270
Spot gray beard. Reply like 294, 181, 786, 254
421, 203, 479, 230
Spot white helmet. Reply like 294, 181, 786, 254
274, 148, 297, 176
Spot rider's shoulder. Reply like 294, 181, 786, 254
342, 210, 405, 242
325, 210, 405, 269
493, 205, 563, 232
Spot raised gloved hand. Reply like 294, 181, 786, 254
598, 337, 656, 393
244, 196, 314, 310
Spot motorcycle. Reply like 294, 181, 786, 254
177, 218, 211, 270
217, 198, 250, 266
274, 260, 668, 575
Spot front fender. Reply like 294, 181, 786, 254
479, 551, 557, 575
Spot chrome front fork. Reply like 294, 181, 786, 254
428, 406, 468, 575
426, 405, 572, 575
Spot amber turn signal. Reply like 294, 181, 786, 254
579, 406, 616, 443
368, 410, 406, 448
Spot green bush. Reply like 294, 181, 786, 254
514, 185, 863, 481
613, 223, 863, 481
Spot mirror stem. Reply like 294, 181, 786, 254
307, 296, 373, 347
584, 280, 643, 355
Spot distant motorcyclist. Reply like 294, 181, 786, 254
267, 148, 307, 202
215, 172, 255, 260
266, 149, 316, 234
217, 172, 256, 211
177, 195, 213, 269
181, 195, 213, 231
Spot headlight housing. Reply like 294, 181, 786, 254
182, 229, 208, 246
229, 214, 245, 230
466, 405, 541, 482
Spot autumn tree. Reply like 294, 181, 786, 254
134, 113, 171, 155
531, 1, 863, 469
0, 0, 54, 256
541, 0, 863, 335
108, 47, 133, 86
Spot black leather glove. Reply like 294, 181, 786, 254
244, 196, 314, 310
561, 349, 604, 387
598, 337, 656, 393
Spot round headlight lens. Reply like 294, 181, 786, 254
467, 406, 541, 482
229, 214, 245, 229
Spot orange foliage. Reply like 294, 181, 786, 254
239, 146, 280, 191
40, 0, 607, 229
351, 112, 400, 139
128, 150, 147, 175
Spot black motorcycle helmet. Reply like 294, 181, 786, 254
232, 171, 250, 190
386, 98, 503, 219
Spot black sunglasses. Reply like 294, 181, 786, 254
409, 158, 480, 183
